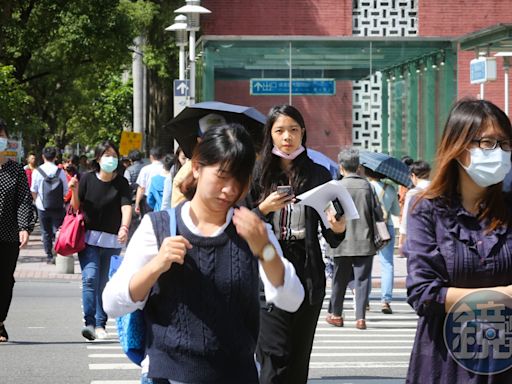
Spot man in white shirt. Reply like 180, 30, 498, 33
134, 147, 165, 217
398, 160, 431, 255
31, 147, 68, 264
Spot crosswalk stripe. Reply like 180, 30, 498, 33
313, 345, 412, 350
311, 352, 411, 357
87, 346, 122, 349
309, 362, 409, 368
89, 363, 139, 370
89, 354, 128, 358
314, 340, 412, 343
91, 381, 139, 384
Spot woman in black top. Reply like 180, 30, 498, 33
0, 119, 34, 342
69, 140, 132, 341
251, 105, 346, 383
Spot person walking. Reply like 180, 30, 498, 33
364, 167, 400, 314
250, 104, 346, 384
397, 160, 430, 255
160, 146, 188, 211
146, 154, 173, 212
103, 124, 304, 383
134, 147, 164, 217
68, 140, 132, 341
325, 148, 376, 330
0, 119, 34, 342
405, 99, 512, 383
23, 152, 37, 188
30, 146, 68, 264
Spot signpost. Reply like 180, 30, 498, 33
119, 131, 143, 156
250, 79, 336, 96
174, 79, 190, 116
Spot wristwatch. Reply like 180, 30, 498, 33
260, 243, 276, 262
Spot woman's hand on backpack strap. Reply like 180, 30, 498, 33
151, 236, 192, 274
233, 206, 269, 257
68, 175, 78, 191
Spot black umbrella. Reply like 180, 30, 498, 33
165, 101, 267, 158
359, 150, 413, 188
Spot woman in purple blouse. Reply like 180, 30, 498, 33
405, 99, 512, 383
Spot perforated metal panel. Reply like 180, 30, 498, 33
352, 0, 418, 151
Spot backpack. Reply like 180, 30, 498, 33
36, 167, 64, 210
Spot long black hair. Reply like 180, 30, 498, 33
254, 104, 310, 202
181, 123, 256, 201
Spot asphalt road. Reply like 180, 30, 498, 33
1, 280, 414, 384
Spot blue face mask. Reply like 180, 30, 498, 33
100, 156, 118, 173
0, 138, 7, 152
460, 147, 512, 187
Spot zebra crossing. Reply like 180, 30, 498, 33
85, 289, 417, 383
309, 287, 417, 381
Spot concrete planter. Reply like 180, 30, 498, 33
55, 254, 75, 274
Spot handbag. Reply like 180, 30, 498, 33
54, 205, 86, 256
371, 184, 391, 252
108, 207, 176, 366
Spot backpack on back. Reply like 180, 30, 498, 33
36, 167, 64, 210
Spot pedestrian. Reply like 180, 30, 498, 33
0, 118, 34, 342
146, 154, 173, 212
23, 152, 37, 188
250, 104, 346, 384
363, 166, 400, 314
63, 155, 79, 206
397, 160, 430, 254
30, 146, 68, 264
78, 154, 89, 173
134, 147, 164, 217
405, 99, 512, 383
103, 123, 304, 383
124, 149, 145, 202
398, 155, 414, 217
68, 140, 132, 341
160, 146, 188, 211
325, 148, 376, 330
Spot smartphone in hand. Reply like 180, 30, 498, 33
276, 185, 293, 196
324, 198, 344, 220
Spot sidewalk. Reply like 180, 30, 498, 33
14, 225, 408, 288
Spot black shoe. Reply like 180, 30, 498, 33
381, 302, 393, 314
46, 257, 55, 265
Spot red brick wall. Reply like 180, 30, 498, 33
201, 0, 352, 36
419, 0, 512, 113
214, 80, 353, 161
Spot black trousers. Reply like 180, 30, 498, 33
256, 299, 323, 384
0, 241, 20, 322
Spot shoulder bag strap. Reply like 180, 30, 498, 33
36, 167, 47, 178
166, 208, 176, 237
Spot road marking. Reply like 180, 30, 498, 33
89, 354, 128, 358
27, 327, 45, 329
89, 363, 139, 370
87, 345, 122, 349
311, 352, 410, 357
91, 381, 139, 384
312, 345, 412, 350
309, 362, 410, 368
314, 339, 413, 343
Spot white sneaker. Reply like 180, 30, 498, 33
95, 327, 108, 340
81, 325, 96, 341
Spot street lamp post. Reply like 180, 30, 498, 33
174, 0, 211, 105
165, 14, 188, 80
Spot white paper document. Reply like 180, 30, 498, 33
296, 180, 359, 227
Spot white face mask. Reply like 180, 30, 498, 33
0, 138, 7, 152
459, 147, 512, 187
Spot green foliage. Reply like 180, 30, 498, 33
0, 0, 181, 150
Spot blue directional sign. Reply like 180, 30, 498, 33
250, 79, 336, 96
174, 80, 190, 96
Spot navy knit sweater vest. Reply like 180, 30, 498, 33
145, 205, 260, 383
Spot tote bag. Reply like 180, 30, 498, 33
54, 206, 86, 256
371, 185, 391, 252
108, 207, 176, 366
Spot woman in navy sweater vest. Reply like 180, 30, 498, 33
103, 124, 304, 383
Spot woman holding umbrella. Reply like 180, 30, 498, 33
250, 104, 346, 384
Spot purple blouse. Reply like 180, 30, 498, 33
405, 196, 512, 383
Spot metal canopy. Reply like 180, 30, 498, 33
459, 24, 512, 52
200, 36, 455, 80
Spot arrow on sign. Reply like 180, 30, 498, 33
254, 82, 264, 91
176, 82, 189, 95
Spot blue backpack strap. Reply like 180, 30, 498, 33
167, 207, 176, 237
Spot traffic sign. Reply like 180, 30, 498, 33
119, 131, 142, 156
174, 79, 190, 117
250, 79, 336, 95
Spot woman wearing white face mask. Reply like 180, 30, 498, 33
404, 99, 512, 383
69, 140, 132, 341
